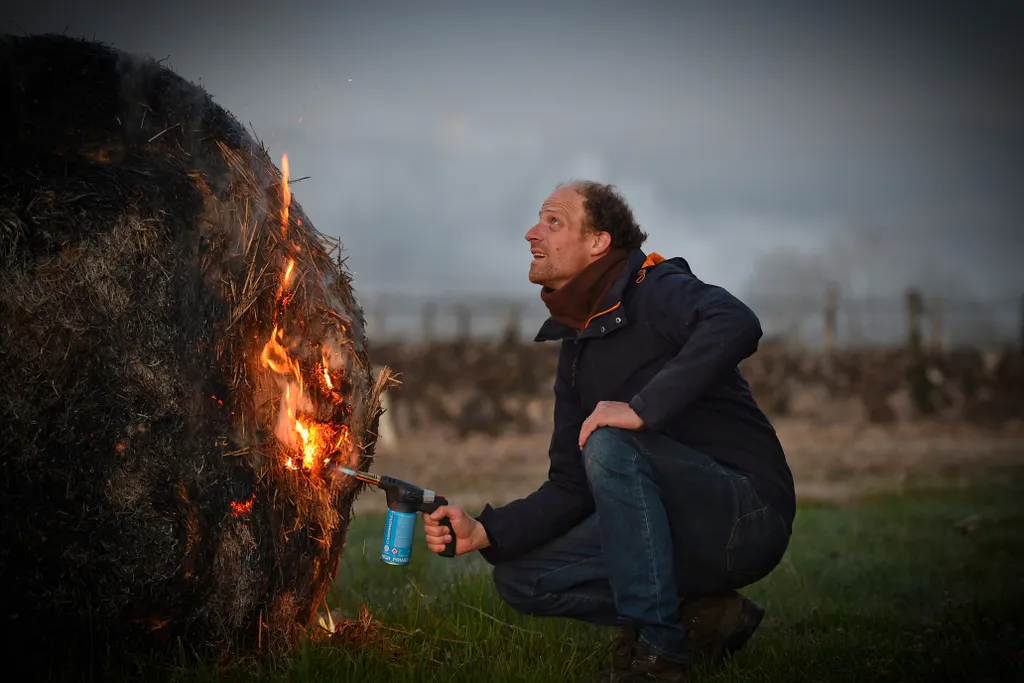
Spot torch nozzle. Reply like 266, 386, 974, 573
338, 467, 381, 487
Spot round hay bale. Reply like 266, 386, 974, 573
0, 33, 385, 663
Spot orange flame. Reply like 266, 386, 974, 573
321, 347, 334, 389
280, 154, 291, 239
259, 153, 354, 474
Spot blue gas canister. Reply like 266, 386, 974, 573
335, 467, 456, 565
380, 508, 417, 566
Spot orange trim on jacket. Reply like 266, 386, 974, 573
585, 253, 664, 327
583, 302, 621, 329
641, 252, 665, 269
636, 252, 665, 283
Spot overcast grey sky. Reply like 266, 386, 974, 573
6, 0, 1023, 314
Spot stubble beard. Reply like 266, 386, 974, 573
528, 259, 547, 286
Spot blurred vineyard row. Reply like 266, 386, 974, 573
368, 339, 1024, 440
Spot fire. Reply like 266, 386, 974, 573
296, 416, 337, 470
280, 154, 290, 239
260, 325, 296, 377
322, 347, 333, 389
259, 153, 354, 474
230, 493, 256, 517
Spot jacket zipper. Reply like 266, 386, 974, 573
571, 337, 581, 387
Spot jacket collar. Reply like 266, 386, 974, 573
535, 248, 661, 342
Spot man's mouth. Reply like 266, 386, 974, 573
531, 251, 545, 260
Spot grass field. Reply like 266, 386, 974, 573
87, 474, 1024, 683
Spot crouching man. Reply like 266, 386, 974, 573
423, 181, 796, 682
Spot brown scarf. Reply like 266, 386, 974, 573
540, 248, 630, 330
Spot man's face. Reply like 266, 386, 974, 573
525, 187, 607, 289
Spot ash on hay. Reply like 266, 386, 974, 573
0, 33, 392, 663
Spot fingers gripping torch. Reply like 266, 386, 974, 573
339, 468, 456, 565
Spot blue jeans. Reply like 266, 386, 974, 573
491, 427, 791, 662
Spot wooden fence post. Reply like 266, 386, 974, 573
822, 283, 839, 353
928, 297, 944, 353
821, 283, 839, 373
454, 304, 472, 341
906, 288, 923, 353
906, 287, 932, 414
1019, 294, 1024, 353
501, 302, 523, 346
372, 303, 387, 343
421, 302, 437, 344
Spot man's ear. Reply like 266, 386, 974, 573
589, 231, 612, 256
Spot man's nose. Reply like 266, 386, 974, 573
525, 223, 542, 242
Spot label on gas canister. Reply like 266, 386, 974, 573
381, 509, 417, 565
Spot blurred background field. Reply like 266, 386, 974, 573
356, 286, 1024, 514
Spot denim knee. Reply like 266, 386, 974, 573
492, 562, 536, 614
581, 427, 635, 480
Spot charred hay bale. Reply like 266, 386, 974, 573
0, 34, 385, 663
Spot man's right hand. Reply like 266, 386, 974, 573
423, 505, 490, 556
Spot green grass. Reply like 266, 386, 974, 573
102, 479, 1024, 682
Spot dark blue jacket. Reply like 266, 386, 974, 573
476, 249, 795, 564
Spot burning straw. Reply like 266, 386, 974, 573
0, 33, 393, 663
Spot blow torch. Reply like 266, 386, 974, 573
338, 468, 456, 565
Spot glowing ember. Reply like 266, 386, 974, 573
230, 493, 256, 517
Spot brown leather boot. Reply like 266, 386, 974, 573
610, 639, 689, 682
610, 626, 639, 670
581, 627, 689, 683
580, 627, 638, 683
679, 591, 765, 663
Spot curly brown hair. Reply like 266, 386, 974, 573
561, 180, 648, 250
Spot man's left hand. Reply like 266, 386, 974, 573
579, 400, 645, 449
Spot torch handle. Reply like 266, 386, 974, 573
419, 496, 456, 558
437, 516, 456, 558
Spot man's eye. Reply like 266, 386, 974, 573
550, 218, 559, 225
